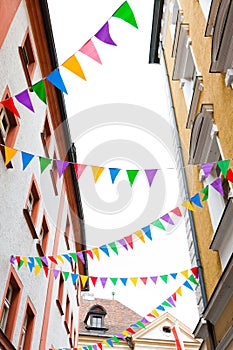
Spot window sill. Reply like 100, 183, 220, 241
23, 209, 38, 239
56, 299, 64, 316
64, 320, 70, 334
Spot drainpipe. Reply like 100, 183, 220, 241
159, 43, 216, 350
125, 337, 134, 349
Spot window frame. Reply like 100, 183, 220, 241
40, 112, 52, 157
18, 29, 36, 88
36, 212, 50, 256
18, 298, 36, 350
56, 273, 65, 316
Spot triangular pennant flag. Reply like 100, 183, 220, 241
170, 273, 178, 280
124, 235, 134, 249
117, 238, 128, 250
110, 277, 118, 286
62, 271, 70, 281
172, 292, 177, 302
141, 225, 152, 240
150, 276, 158, 285
160, 213, 174, 225
74, 163, 87, 180
62, 254, 71, 263
144, 169, 157, 186
56, 160, 69, 178
140, 317, 150, 324
226, 168, 233, 183
200, 185, 209, 201
126, 169, 139, 186
156, 305, 165, 311
112, 336, 120, 344
71, 273, 79, 285
105, 339, 113, 348
183, 280, 194, 291
120, 277, 128, 286
90, 276, 98, 287
190, 193, 203, 208
95, 21, 117, 46
40, 256, 49, 266
77, 251, 85, 264
92, 248, 100, 261
21, 151, 34, 170
62, 55, 86, 80
176, 286, 182, 296
151, 309, 160, 317
191, 266, 199, 279
69, 253, 78, 263
181, 270, 189, 279
18, 259, 24, 270
10, 256, 16, 264
188, 274, 199, 285
113, 1, 138, 28
46, 68, 68, 94
210, 178, 224, 196
109, 168, 121, 184
108, 242, 118, 255
160, 275, 168, 284
162, 300, 172, 308
100, 277, 108, 288
80, 275, 88, 288
35, 257, 43, 267
43, 266, 49, 277
130, 323, 140, 328
136, 321, 146, 329
171, 207, 182, 217
217, 159, 230, 178
48, 256, 58, 264
34, 265, 42, 276
91, 166, 105, 183
32, 80, 47, 104
1, 97, 20, 117
53, 270, 60, 279
99, 244, 110, 257
85, 250, 94, 259
167, 296, 176, 307
140, 277, 148, 285
182, 200, 195, 211
4, 146, 18, 165
201, 162, 214, 179
39, 156, 52, 173
126, 327, 136, 334
152, 219, 165, 230
97, 343, 103, 350
15, 89, 35, 112
130, 277, 138, 286
79, 39, 102, 64
134, 230, 145, 243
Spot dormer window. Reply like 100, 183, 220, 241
84, 305, 108, 332
91, 316, 102, 328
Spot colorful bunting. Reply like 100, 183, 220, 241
226, 168, 233, 183
1, 97, 20, 117
39, 156, 52, 173
62, 55, 86, 80
74, 163, 87, 179
95, 22, 117, 46
56, 160, 69, 178
144, 169, 157, 186
15, 89, 35, 112
21, 151, 34, 170
181, 200, 194, 211
46, 68, 68, 94
200, 185, 209, 201
160, 213, 174, 225
4, 146, 18, 165
31, 80, 47, 104
190, 193, 203, 208
91, 166, 104, 183
126, 169, 139, 186
210, 178, 224, 196
201, 162, 213, 179
79, 39, 102, 64
152, 219, 165, 230
217, 159, 230, 178
171, 207, 182, 217
109, 168, 121, 184
113, 1, 138, 29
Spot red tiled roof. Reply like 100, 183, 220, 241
79, 297, 142, 336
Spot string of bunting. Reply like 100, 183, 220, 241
0, 1, 138, 119
10, 169, 230, 266
48, 278, 198, 350
10, 257, 198, 289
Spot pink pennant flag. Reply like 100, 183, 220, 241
201, 162, 214, 179
160, 213, 174, 225
74, 163, 87, 179
144, 169, 158, 186
79, 39, 102, 64
171, 207, 182, 217
210, 178, 224, 196
124, 235, 134, 249
95, 22, 117, 46
56, 160, 69, 178
15, 89, 35, 112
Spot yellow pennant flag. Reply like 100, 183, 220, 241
181, 269, 189, 279
103, 341, 111, 348
92, 247, 100, 261
91, 166, 105, 183
62, 54, 86, 80
130, 277, 138, 286
122, 330, 131, 337
151, 309, 159, 317
182, 200, 194, 211
22, 257, 28, 267
34, 265, 42, 276
56, 255, 64, 264
80, 275, 88, 288
176, 286, 182, 296
4, 146, 18, 165
134, 230, 145, 243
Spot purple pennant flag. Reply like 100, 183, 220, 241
53, 269, 60, 279
10, 255, 16, 264
117, 333, 126, 340
167, 296, 176, 307
201, 162, 214, 179
144, 169, 158, 186
40, 256, 49, 266
15, 89, 35, 112
160, 213, 174, 225
150, 276, 158, 285
140, 317, 149, 324
93, 346, 98, 350
95, 22, 117, 46
117, 238, 128, 250
77, 251, 85, 264
210, 178, 224, 196
100, 277, 108, 288
56, 160, 69, 178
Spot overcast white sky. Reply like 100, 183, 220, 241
48, 0, 199, 330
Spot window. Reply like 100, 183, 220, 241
69, 312, 74, 347
37, 214, 49, 256
169, 0, 181, 40
64, 216, 70, 250
64, 295, 70, 333
19, 30, 36, 87
18, 300, 36, 350
91, 316, 102, 328
163, 326, 171, 334
25, 176, 41, 226
41, 113, 52, 157
56, 274, 64, 315
0, 268, 23, 341
84, 305, 108, 331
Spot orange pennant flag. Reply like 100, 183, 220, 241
181, 200, 194, 211
4, 146, 18, 165
92, 247, 100, 261
91, 166, 104, 183
80, 275, 89, 288
134, 230, 145, 243
62, 54, 86, 80
181, 269, 189, 279
130, 277, 138, 286
176, 286, 182, 296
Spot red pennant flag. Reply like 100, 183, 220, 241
226, 168, 233, 183
1, 97, 20, 117
171, 207, 182, 217
124, 234, 134, 249
85, 250, 94, 259
172, 292, 177, 302
191, 266, 198, 279
90, 276, 98, 286
97, 343, 103, 350
43, 266, 49, 277
140, 277, 148, 285
48, 256, 58, 264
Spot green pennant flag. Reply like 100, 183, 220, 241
18, 259, 24, 270
32, 80, 47, 103
88, 346, 93, 350
126, 170, 139, 186
200, 185, 209, 201
113, 1, 138, 28
152, 219, 166, 230
109, 242, 118, 255
62, 271, 70, 281
112, 336, 120, 344
162, 300, 172, 308
217, 159, 230, 178
188, 274, 199, 285
160, 275, 168, 284
39, 156, 52, 173
110, 277, 118, 286
35, 257, 43, 267
136, 321, 146, 328
69, 252, 78, 263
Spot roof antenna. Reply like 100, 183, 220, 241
112, 291, 115, 300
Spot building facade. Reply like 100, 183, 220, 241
0, 1, 87, 349
150, 0, 233, 349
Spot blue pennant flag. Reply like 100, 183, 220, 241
99, 245, 110, 257
141, 225, 152, 240
109, 168, 121, 183
46, 68, 68, 94
190, 193, 203, 208
21, 151, 34, 170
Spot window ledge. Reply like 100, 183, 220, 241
23, 208, 38, 239
56, 299, 64, 316
64, 320, 70, 334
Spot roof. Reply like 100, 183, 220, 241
79, 297, 141, 337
